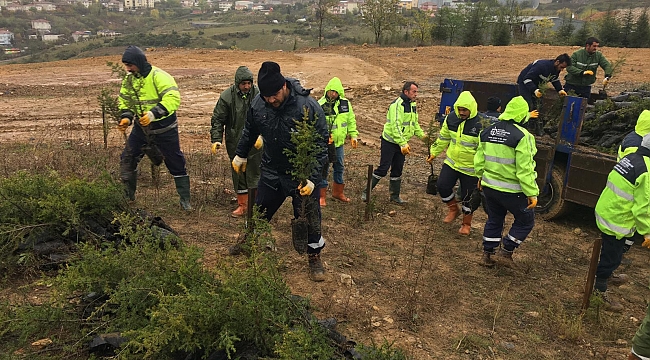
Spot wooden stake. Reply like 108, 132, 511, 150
582, 236, 603, 310
364, 165, 373, 221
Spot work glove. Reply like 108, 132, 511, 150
211, 142, 221, 155
298, 180, 315, 196
583, 70, 594, 76
254, 135, 263, 150
526, 196, 538, 209
603, 77, 610, 86
421, 134, 431, 144
139, 111, 154, 126
401, 144, 411, 156
426, 154, 435, 164
529, 110, 539, 119
328, 135, 334, 144
643, 236, 650, 249
351, 137, 358, 149
477, 179, 482, 191
558, 90, 568, 97
534, 89, 543, 98
231, 155, 247, 174
117, 118, 131, 133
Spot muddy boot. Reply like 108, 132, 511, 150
609, 273, 630, 287
332, 183, 350, 202
495, 248, 516, 268
231, 193, 247, 218
443, 198, 460, 223
361, 176, 380, 201
123, 171, 137, 201
595, 290, 624, 313
308, 253, 325, 282
389, 178, 406, 205
319, 187, 327, 207
174, 175, 193, 211
458, 214, 472, 235
480, 251, 496, 268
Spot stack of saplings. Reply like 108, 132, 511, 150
542, 89, 650, 153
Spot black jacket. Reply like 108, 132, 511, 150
236, 78, 329, 191
517, 59, 563, 93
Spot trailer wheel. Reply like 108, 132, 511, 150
536, 165, 569, 220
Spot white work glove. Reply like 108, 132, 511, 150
298, 180, 315, 196
534, 89, 543, 98
231, 155, 247, 174
139, 111, 154, 126
211, 142, 222, 155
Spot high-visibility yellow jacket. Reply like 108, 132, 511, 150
595, 148, 650, 239
618, 110, 650, 161
381, 93, 423, 147
430, 91, 482, 176
318, 77, 358, 147
119, 65, 180, 124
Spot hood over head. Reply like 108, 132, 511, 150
635, 110, 650, 136
453, 91, 478, 118
324, 77, 345, 99
121, 45, 152, 77
641, 132, 650, 150
235, 66, 254, 86
499, 96, 531, 124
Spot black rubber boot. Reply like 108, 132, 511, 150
361, 176, 380, 201
174, 175, 193, 211
123, 171, 137, 201
389, 178, 406, 205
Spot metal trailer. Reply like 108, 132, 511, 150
438, 78, 617, 220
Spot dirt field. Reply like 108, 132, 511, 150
2, 44, 650, 359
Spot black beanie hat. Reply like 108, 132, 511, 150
258, 61, 286, 97
487, 96, 502, 112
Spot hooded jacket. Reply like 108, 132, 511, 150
210, 66, 260, 157
317, 77, 358, 147
618, 110, 650, 161
595, 144, 650, 239
517, 59, 564, 94
235, 78, 329, 191
119, 46, 180, 129
565, 48, 613, 87
381, 91, 424, 147
430, 91, 482, 176
474, 96, 539, 197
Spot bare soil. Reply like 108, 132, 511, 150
2, 44, 650, 359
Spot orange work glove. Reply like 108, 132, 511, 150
583, 70, 594, 76
401, 144, 411, 156
477, 179, 482, 191
139, 111, 154, 126
351, 138, 358, 149
254, 136, 264, 150
426, 154, 435, 164
642, 236, 650, 249
298, 180, 315, 196
534, 89, 543, 98
558, 90, 568, 97
117, 118, 131, 133
211, 142, 222, 155
526, 196, 538, 209
529, 110, 539, 119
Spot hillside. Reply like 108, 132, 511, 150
2, 44, 650, 359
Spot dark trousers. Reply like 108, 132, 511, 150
374, 137, 405, 179
120, 124, 187, 177
564, 83, 592, 99
518, 83, 537, 111
482, 187, 535, 252
437, 163, 478, 214
255, 180, 325, 254
595, 232, 625, 291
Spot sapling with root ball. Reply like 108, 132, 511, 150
283, 107, 324, 254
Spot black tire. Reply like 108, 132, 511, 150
536, 165, 569, 220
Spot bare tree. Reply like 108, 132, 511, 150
315, 0, 339, 47
361, 0, 400, 45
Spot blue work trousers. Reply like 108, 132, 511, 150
322, 145, 345, 187
437, 163, 478, 214
595, 232, 625, 291
482, 187, 535, 252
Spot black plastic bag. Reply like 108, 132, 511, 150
327, 142, 337, 163
291, 218, 308, 254
142, 143, 164, 166
426, 164, 438, 195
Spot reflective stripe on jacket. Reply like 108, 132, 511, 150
430, 91, 481, 176
318, 77, 358, 147
595, 148, 650, 239
474, 120, 539, 196
381, 93, 423, 147
517, 59, 564, 93
565, 48, 613, 87
119, 66, 180, 123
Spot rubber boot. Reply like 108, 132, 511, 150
123, 171, 137, 201
389, 178, 406, 205
458, 214, 472, 235
332, 183, 350, 202
174, 175, 193, 211
495, 248, 516, 268
319, 187, 327, 207
231, 193, 247, 218
480, 251, 495, 268
361, 176, 380, 201
308, 253, 325, 282
443, 198, 460, 223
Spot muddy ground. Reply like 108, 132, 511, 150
2, 44, 650, 359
